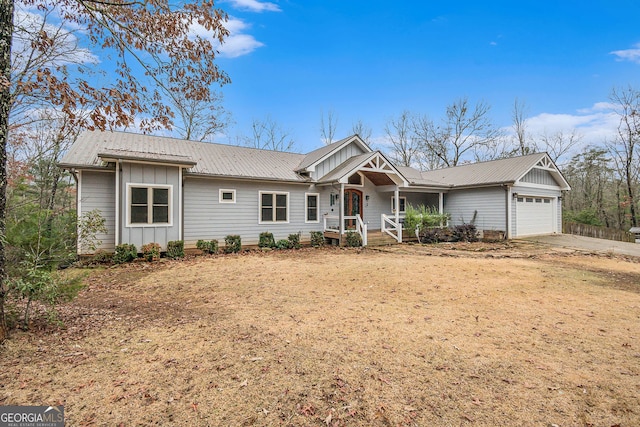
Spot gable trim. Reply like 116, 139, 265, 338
297, 135, 372, 173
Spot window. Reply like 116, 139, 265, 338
517, 197, 524, 202
128, 184, 172, 226
260, 192, 289, 223
219, 189, 236, 203
526, 198, 534, 203
535, 198, 542, 203
544, 199, 551, 204
306, 193, 319, 223
391, 196, 407, 213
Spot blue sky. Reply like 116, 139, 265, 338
212, 0, 640, 156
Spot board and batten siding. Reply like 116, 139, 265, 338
314, 144, 366, 180
520, 168, 557, 186
118, 163, 181, 250
510, 184, 563, 237
183, 178, 327, 247
79, 170, 116, 253
444, 187, 507, 232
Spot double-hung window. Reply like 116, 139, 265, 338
306, 193, 319, 223
260, 192, 288, 223
128, 184, 172, 226
391, 196, 407, 213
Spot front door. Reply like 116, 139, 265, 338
344, 189, 363, 229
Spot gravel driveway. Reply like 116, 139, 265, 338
521, 234, 640, 257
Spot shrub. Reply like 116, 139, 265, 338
166, 240, 184, 259
141, 242, 161, 261
196, 239, 218, 254
275, 239, 291, 250
288, 233, 301, 249
114, 243, 137, 264
404, 204, 450, 238
224, 235, 242, 253
91, 250, 113, 264
452, 224, 478, 242
259, 232, 276, 248
345, 231, 363, 247
310, 231, 325, 247
420, 227, 454, 243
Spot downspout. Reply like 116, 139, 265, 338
179, 167, 183, 242
505, 185, 512, 239
76, 169, 82, 255
115, 160, 120, 246
339, 183, 345, 245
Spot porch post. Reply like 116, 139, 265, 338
394, 187, 400, 224
339, 183, 345, 244
439, 192, 444, 227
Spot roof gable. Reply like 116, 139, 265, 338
417, 153, 570, 190
296, 135, 372, 172
318, 151, 409, 186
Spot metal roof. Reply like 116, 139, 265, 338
60, 130, 308, 182
417, 153, 566, 188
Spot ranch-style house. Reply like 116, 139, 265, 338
59, 131, 571, 254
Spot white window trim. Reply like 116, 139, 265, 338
391, 196, 407, 213
219, 188, 236, 204
305, 192, 320, 223
126, 183, 173, 227
258, 191, 290, 224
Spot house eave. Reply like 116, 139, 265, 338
184, 172, 312, 185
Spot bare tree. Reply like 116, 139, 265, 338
170, 91, 231, 142
512, 97, 534, 155
539, 129, 581, 164
415, 98, 501, 167
245, 116, 295, 152
320, 109, 338, 145
606, 86, 640, 228
351, 119, 372, 143
385, 111, 420, 167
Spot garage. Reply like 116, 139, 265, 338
516, 196, 555, 236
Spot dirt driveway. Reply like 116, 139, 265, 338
521, 233, 640, 257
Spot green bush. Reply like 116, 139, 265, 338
224, 235, 242, 253
404, 204, 450, 238
345, 231, 363, 247
196, 239, 218, 254
166, 240, 184, 259
275, 239, 291, 249
141, 242, 161, 261
114, 243, 137, 264
259, 232, 276, 248
310, 231, 325, 247
288, 233, 301, 249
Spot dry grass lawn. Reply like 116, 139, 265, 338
1, 242, 640, 426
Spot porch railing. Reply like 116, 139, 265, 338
381, 214, 402, 243
323, 215, 368, 246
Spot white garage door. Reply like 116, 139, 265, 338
516, 196, 555, 236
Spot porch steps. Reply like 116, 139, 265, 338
366, 231, 401, 247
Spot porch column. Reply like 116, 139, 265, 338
339, 183, 345, 241
394, 187, 400, 224
439, 192, 444, 227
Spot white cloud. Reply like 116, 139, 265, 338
190, 17, 264, 58
520, 103, 620, 149
226, 0, 281, 12
610, 43, 640, 64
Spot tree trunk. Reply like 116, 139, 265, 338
0, 0, 14, 343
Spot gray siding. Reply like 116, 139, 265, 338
445, 187, 508, 231
314, 144, 366, 180
183, 178, 327, 247
520, 168, 557, 186
511, 184, 563, 237
79, 170, 116, 253
119, 163, 181, 250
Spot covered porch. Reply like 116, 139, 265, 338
318, 152, 445, 246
